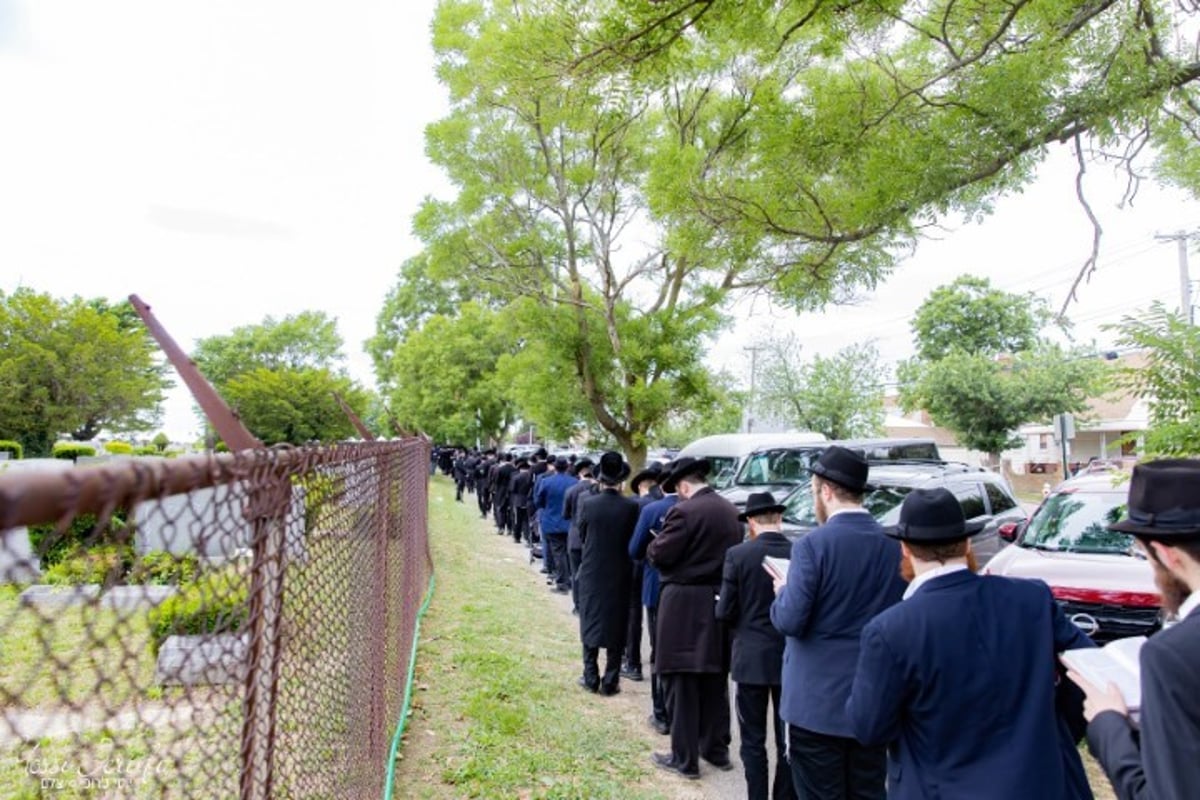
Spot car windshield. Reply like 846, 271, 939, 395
736, 448, 819, 487
1021, 491, 1132, 553
781, 482, 913, 527
708, 457, 739, 490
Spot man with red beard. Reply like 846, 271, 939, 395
1068, 459, 1200, 800
770, 446, 906, 799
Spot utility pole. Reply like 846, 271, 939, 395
743, 345, 763, 433
1156, 230, 1195, 324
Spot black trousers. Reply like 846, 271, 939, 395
582, 644, 623, 692
736, 683, 792, 800
512, 505, 529, 544
568, 547, 583, 609
477, 486, 490, 517
493, 497, 511, 532
661, 672, 731, 774
787, 724, 886, 800
546, 534, 569, 589
624, 561, 644, 669
647, 605, 668, 725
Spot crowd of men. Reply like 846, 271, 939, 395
433, 443, 1200, 800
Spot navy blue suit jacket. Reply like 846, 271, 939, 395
770, 510, 906, 736
846, 570, 1094, 800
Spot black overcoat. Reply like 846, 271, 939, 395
575, 488, 640, 649
647, 486, 741, 674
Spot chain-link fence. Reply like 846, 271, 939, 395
0, 439, 432, 799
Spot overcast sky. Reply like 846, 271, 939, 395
1, 1, 1196, 442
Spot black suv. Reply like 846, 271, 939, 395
778, 460, 1027, 567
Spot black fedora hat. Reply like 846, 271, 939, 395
597, 451, 632, 484
810, 445, 868, 493
630, 461, 665, 493
885, 487, 982, 543
515, 458, 529, 469
1108, 459, 1200, 539
738, 492, 787, 522
662, 456, 710, 494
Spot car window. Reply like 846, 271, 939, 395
1021, 491, 1132, 553
781, 482, 912, 527
953, 484, 987, 520
736, 448, 818, 486
984, 482, 1017, 513
708, 457, 738, 490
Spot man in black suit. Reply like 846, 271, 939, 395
492, 453, 517, 536
623, 462, 664, 682
1069, 459, 1200, 800
647, 457, 742, 780
508, 459, 534, 545
575, 451, 640, 695
564, 459, 598, 612
716, 492, 795, 800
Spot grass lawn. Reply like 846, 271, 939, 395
391, 476, 685, 800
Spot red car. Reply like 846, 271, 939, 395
983, 471, 1161, 644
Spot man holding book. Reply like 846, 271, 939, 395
716, 492, 794, 800
845, 487, 1095, 800
1068, 459, 1200, 800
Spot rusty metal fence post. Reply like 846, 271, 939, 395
238, 460, 293, 800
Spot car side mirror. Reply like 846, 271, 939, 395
998, 522, 1021, 543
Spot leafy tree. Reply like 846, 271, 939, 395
592, 2, 1200, 308
377, 301, 517, 445
193, 311, 344, 387
222, 367, 369, 446
193, 311, 369, 445
653, 372, 747, 447
899, 277, 1106, 462
0, 289, 170, 456
391, 0, 890, 468
758, 337, 885, 440
1111, 302, 1200, 457
152, 432, 171, 452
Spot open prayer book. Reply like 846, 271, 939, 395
1061, 636, 1146, 719
762, 555, 790, 582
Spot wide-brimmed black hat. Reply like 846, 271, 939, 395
553, 456, 569, 471
662, 456, 710, 494
1108, 459, 1200, 539
515, 458, 529, 469
810, 445, 868, 493
738, 492, 787, 522
630, 461, 665, 492
885, 487, 982, 543
596, 451, 632, 484
534, 447, 548, 460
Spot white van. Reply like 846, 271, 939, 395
676, 432, 827, 491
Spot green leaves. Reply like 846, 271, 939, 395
0, 289, 171, 455
192, 311, 367, 445
758, 339, 886, 440
899, 278, 1107, 457
1111, 302, 1200, 457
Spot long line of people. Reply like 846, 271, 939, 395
435, 442, 1200, 800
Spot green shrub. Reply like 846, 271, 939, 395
129, 551, 201, 585
0, 440, 22, 460
42, 545, 136, 585
149, 566, 250, 653
52, 442, 97, 461
133, 445, 160, 456
29, 511, 132, 568
296, 471, 344, 532
104, 441, 134, 455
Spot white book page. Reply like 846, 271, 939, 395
763, 556, 790, 582
1062, 637, 1145, 711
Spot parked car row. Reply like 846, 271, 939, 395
674, 430, 1161, 646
